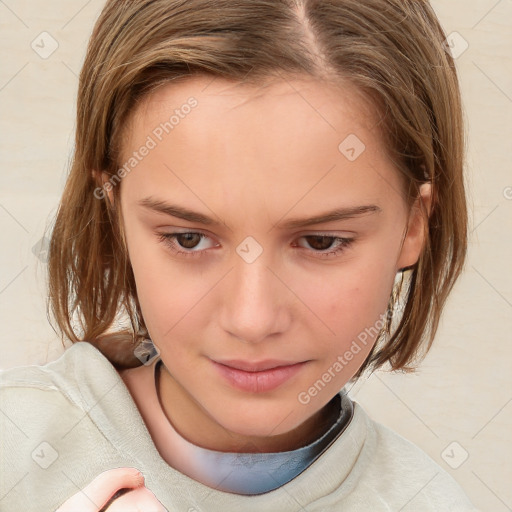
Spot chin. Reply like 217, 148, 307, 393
210, 402, 304, 439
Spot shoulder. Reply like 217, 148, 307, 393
0, 341, 125, 404
0, 342, 142, 509
0, 342, 116, 438
354, 403, 478, 511
1, 341, 111, 388
0, 341, 125, 430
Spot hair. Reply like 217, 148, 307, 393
46, 0, 467, 378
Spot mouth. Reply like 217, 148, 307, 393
212, 359, 305, 372
210, 359, 309, 393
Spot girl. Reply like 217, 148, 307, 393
0, 0, 479, 510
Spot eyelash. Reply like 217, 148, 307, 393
156, 232, 355, 259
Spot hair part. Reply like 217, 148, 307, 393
46, 0, 467, 376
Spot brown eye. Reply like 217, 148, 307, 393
157, 232, 213, 259
296, 235, 355, 258
174, 232, 202, 249
303, 235, 338, 251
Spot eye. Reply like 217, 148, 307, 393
295, 235, 355, 258
157, 232, 216, 258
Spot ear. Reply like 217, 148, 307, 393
92, 170, 115, 206
396, 183, 432, 271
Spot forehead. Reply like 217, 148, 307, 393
132, 74, 378, 132
117, 75, 404, 216
121, 74, 385, 172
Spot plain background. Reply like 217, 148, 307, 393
0, 1, 511, 510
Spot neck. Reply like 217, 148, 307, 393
156, 361, 339, 453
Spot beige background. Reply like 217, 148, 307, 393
0, 1, 511, 510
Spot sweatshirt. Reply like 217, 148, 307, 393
0, 341, 479, 511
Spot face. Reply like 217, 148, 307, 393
105, 75, 429, 450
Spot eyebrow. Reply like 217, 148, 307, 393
137, 196, 381, 229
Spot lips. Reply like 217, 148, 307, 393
212, 359, 303, 372
210, 359, 309, 393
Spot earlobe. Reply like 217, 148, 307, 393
396, 183, 432, 271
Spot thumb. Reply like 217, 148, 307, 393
56, 467, 145, 512
86, 468, 145, 506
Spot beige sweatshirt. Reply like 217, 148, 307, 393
0, 342, 479, 511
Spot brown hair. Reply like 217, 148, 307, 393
46, 0, 467, 377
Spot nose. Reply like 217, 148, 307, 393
219, 249, 291, 344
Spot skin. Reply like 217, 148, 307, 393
103, 74, 430, 456
55, 468, 166, 511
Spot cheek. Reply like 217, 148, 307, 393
306, 260, 396, 328
293, 256, 397, 377
296, 265, 396, 391
132, 261, 201, 344
123, 226, 191, 339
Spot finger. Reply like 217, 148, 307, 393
106, 487, 168, 512
55, 468, 145, 512
98, 488, 132, 512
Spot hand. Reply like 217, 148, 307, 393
55, 467, 167, 511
